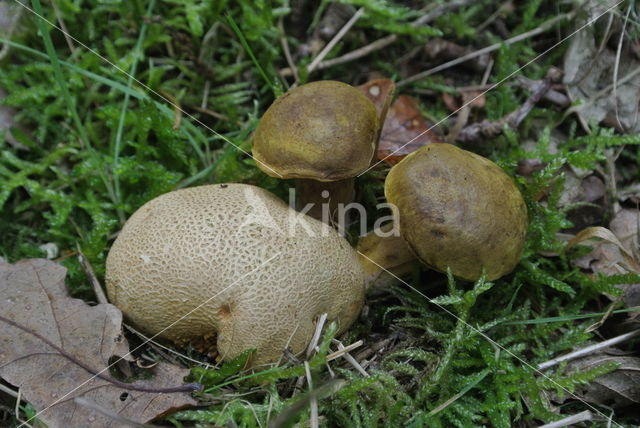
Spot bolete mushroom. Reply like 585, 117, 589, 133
382, 143, 528, 281
252, 80, 381, 221
105, 184, 365, 367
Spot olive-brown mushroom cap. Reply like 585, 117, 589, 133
385, 143, 528, 281
252, 80, 379, 181
105, 184, 365, 366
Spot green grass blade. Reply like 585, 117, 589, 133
30, 0, 90, 147
504, 306, 640, 325
112, 0, 157, 222
226, 13, 283, 97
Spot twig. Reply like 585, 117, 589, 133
415, 0, 478, 25
0, 315, 202, 393
201, 80, 210, 109
0, 383, 18, 399
332, 339, 369, 377
515, 77, 570, 107
537, 329, 640, 370
537, 410, 593, 428
278, 17, 298, 84
268, 380, 345, 428
15, 388, 34, 428
304, 361, 319, 428
280, 0, 477, 76
306, 313, 328, 359
612, 3, 631, 131
189, 105, 232, 122
157, 89, 182, 130
354, 334, 398, 362
293, 314, 329, 393
77, 248, 108, 305
326, 340, 363, 361
398, 13, 573, 87
288, 34, 398, 76
51, 0, 75, 55
307, 8, 364, 73
455, 78, 552, 143
123, 323, 208, 366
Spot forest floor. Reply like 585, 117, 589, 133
1, 0, 640, 427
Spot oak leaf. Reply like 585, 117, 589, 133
0, 259, 197, 428
377, 95, 441, 164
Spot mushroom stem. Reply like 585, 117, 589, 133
294, 178, 355, 223
356, 223, 416, 290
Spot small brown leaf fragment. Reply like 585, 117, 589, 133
376, 95, 442, 164
516, 158, 547, 177
442, 91, 485, 112
0, 259, 196, 428
569, 209, 640, 315
567, 354, 640, 408
356, 78, 395, 127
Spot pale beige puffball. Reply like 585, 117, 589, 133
105, 183, 365, 366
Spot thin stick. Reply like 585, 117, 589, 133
304, 361, 319, 428
398, 13, 573, 87
51, 0, 75, 55
612, 4, 631, 130
537, 410, 593, 428
190, 105, 231, 122
0, 383, 18, 399
537, 329, 640, 370
326, 340, 363, 361
158, 89, 182, 130
77, 248, 108, 305
279, 0, 477, 76
455, 78, 552, 143
307, 7, 364, 73
278, 17, 298, 84
123, 323, 208, 366
0, 315, 201, 393
15, 388, 34, 428
414, 0, 478, 25
332, 339, 369, 377
201, 80, 210, 109
306, 313, 328, 359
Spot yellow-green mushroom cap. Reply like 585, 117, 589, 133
385, 143, 528, 281
252, 80, 379, 181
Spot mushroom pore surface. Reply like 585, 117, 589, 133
385, 143, 528, 281
105, 184, 365, 366
252, 80, 379, 181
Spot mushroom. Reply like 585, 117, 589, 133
251, 80, 381, 221
381, 143, 528, 281
105, 183, 365, 366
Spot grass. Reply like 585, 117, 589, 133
1, 0, 640, 426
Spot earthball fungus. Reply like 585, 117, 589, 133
252, 80, 380, 220
384, 143, 528, 281
105, 183, 365, 366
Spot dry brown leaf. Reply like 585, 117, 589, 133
563, 1, 640, 134
376, 95, 442, 164
0, 259, 197, 427
442, 91, 485, 112
356, 78, 395, 128
570, 210, 640, 317
567, 354, 640, 408
567, 226, 639, 273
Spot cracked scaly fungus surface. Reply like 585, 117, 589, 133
106, 184, 365, 365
